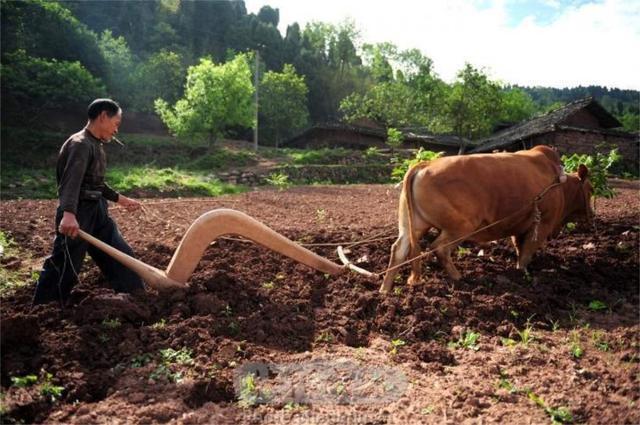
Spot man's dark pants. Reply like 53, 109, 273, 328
33, 198, 144, 305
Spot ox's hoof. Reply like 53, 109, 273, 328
407, 276, 423, 287
379, 286, 391, 295
447, 270, 462, 281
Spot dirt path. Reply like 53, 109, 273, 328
1, 185, 638, 424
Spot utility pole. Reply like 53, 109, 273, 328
253, 49, 259, 151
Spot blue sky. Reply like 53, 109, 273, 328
499, 0, 598, 26
245, 0, 639, 90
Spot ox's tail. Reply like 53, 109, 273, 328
402, 162, 430, 256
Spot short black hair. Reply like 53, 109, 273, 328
87, 98, 121, 120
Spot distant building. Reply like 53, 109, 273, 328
471, 97, 639, 171
283, 123, 469, 156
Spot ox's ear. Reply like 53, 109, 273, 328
578, 164, 589, 181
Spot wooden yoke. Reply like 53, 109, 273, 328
79, 208, 344, 291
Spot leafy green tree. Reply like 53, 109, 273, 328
340, 81, 417, 127
1, 0, 106, 77
259, 64, 309, 147
362, 43, 395, 83
340, 43, 448, 132
97, 30, 136, 106
446, 63, 503, 139
132, 51, 185, 112
499, 88, 536, 123
386, 127, 404, 151
257, 5, 279, 27
399, 48, 449, 132
155, 53, 254, 144
619, 112, 640, 132
294, 20, 366, 122
1, 49, 105, 124
283, 23, 302, 64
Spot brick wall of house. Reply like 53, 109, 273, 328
543, 130, 639, 172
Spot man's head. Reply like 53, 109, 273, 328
87, 98, 122, 141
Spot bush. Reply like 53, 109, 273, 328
391, 148, 443, 182
1, 50, 105, 123
186, 149, 257, 170
386, 127, 403, 150
562, 147, 622, 198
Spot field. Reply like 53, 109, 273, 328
1, 183, 638, 424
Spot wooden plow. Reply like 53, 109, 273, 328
78, 208, 347, 291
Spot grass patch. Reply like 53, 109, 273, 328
389, 338, 407, 356
149, 347, 195, 383
238, 372, 271, 408
1, 165, 57, 199
449, 330, 481, 351
569, 331, 584, 359
496, 370, 573, 424
10, 371, 64, 403
587, 300, 607, 312
107, 166, 245, 197
183, 149, 257, 170
0, 231, 36, 296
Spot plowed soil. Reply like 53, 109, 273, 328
1, 184, 638, 424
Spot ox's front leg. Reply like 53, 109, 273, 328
380, 233, 411, 294
515, 224, 551, 271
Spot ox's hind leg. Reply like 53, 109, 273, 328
431, 224, 475, 280
380, 224, 429, 294
380, 233, 411, 294
407, 224, 431, 287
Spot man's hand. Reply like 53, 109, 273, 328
117, 195, 142, 211
59, 211, 80, 238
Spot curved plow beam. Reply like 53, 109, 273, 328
78, 229, 182, 290
78, 208, 344, 291
167, 209, 344, 283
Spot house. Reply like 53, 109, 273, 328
471, 97, 639, 171
283, 123, 469, 156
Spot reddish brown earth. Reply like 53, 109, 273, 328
1, 184, 638, 424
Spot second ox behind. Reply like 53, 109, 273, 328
381, 145, 593, 294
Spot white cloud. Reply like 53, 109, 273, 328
245, 0, 640, 89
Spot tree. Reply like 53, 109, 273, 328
97, 30, 136, 106
132, 50, 185, 113
386, 127, 403, 152
259, 64, 309, 147
499, 88, 536, 124
620, 112, 640, 132
257, 5, 279, 27
1, 49, 105, 124
362, 43, 395, 83
1, 0, 107, 78
446, 63, 503, 139
340, 81, 417, 127
154, 53, 254, 144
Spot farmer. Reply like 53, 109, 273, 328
32, 98, 145, 306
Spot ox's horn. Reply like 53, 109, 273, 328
78, 208, 344, 291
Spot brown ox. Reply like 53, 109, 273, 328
380, 145, 593, 294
